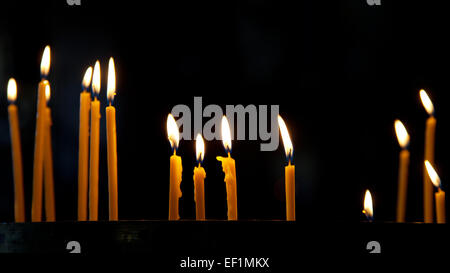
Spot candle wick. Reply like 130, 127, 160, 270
227, 152, 231, 158
198, 162, 201, 168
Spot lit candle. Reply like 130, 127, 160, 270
420, 89, 436, 223
32, 45, 50, 222
78, 66, 92, 221
7, 78, 25, 223
424, 161, 446, 223
394, 120, 410, 223
278, 115, 295, 221
216, 116, 238, 220
89, 62, 101, 221
193, 134, 206, 220
106, 57, 118, 221
362, 189, 373, 222
167, 113, 183, 220
43, 85, 55, 222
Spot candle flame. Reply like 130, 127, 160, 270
40, 45, 51, 77
419, 89, 434, 115
82, 66, 93, 90
363, 190, 373, 219
221, 116, 232, 153
278, 115, 293, 160
167, 114, 180, 150
107, 57, 116, 102
394, 120, 410, 148
45, 84, 51, 103
7, 78, 17, 103
425, 160, 441, 188
196, 134, 205, 163
92, 60, 101, 95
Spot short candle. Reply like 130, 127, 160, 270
278, 115, 295, 221
193, 134, 206, 220
425, 160, 446, 224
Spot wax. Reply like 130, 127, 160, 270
8, 104, 25, 223
285, 161, 295, 221
169, 152, 183, 220
89, 98, 100, 221
435, 189, 446, 224
423, 116, 436, 223
106, 105, 118, 221
43, 107, 55, 222
217, 154, 238, 220
193, 165, 206, 220
396, 149, 410, 223
78, 91, 91, 221
31, 80, 48, 222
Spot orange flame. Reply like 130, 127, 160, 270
167, 114, 180, 150
7, 78, 17, 103
40, 45, 51, 77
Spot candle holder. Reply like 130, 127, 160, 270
0, 221, 447, 257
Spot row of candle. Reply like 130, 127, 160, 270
167, 113, 296, 221
363, 89, 446, 223
5, 45, 297, 222
6, 46, 119, 222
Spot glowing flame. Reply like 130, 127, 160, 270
196, 134, 205, 163
425, 160, 441, 188
167, 114, 180, 150
221, 116, 232, 153
7, 78, 17, 103
419, 89, 434, 115
40, 45, 51, 77
82, 66, 93, 90
394, 120, 410, 148
278, 115, 293, 160
92, 60, 101, 95
362, 190, 373, 219
45, 84, 51, 103
107, 57, 116, 102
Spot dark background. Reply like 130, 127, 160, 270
0, 0, 449, 223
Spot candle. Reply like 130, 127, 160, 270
193, 134, 206, 220
420, 89, 436, 223
32, 45, 50, 222
362, 189, 373, 222
278, 115, 295, 221
89, 62, 101, 221
167, 113, 183, 220
43, 85, 55, 222
106, 57, 118, 221
78, 66, 93, 221
7, 78, 25, 223
394, 120, 410, 223
216, 116, 238, 220
424, 161, 446, 223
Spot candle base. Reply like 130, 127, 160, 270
0, 221, 448, 258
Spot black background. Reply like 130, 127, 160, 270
0, 0, 449, 224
